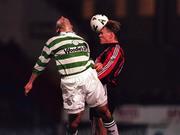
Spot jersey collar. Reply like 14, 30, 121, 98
59, 31, 75, 36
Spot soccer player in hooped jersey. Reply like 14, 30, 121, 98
24, 16, 119, 135
90, 15, 125, 135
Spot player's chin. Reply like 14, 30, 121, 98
99, 40, 104, 44
99, 40, 107, 44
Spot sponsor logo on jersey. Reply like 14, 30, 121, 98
64, 46, 87, 54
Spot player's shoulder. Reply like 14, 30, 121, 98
74, 34, 84, 39
69, 33, 85, 41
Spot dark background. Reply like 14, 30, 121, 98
0, 0, 180, 132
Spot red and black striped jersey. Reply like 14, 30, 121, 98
95, 43, 125, 86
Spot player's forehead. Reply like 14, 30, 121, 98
100, 27, 111, 33
57, 16, 70, 24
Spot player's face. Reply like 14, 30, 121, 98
56, 16, 73, 33
98, 27, 113, 44
63, 17, 73, 28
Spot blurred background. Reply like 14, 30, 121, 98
0, 0, 180, 134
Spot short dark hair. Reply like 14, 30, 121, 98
105, 20, 121, 33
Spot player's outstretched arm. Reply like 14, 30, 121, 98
24, 73, 38, 96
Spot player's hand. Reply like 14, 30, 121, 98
24, 82, 33, 96
94, 63, 103, 72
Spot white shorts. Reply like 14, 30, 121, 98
60, 68, 107, 114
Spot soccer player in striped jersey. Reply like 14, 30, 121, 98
24, 16, 119, 135
90, 19, 125, 135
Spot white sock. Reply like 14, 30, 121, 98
103, 120, 119, 135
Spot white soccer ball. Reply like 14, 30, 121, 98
90, 14, 109, 33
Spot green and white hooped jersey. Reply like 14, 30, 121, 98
33, 32, 94, 76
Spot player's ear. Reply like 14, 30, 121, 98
110, 32, 115, 39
